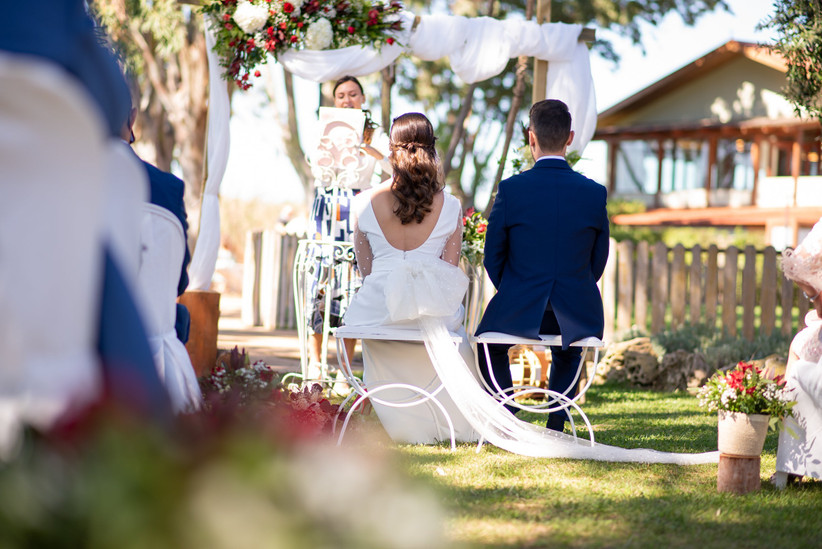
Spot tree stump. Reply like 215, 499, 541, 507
717, 454, 761, 494
178, 290, 221, 377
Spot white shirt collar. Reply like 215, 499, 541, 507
535, 155, 566, 163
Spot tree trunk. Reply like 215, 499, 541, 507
484, 0, 535, 218
281, 69, 314, 209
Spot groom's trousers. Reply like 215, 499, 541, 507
477, 305, 582, 432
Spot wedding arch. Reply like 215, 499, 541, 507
188, 9, 599, 290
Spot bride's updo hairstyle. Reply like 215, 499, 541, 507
389, 112, 443, 225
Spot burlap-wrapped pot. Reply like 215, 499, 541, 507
717, 410, 769, 456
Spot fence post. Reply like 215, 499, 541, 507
760, 246, 777, 336
670, 244, 686, 330
602, 238, 617, 342
723, 247, 739, 336
742, 245, 757, 341
635, 240, 649, 332
689, 244, 703, 326
616, 240, 634, 335
781, 271, 794, 336
705, 244, 719, 330
241, 230, 263, 327
651, 241, 668, 334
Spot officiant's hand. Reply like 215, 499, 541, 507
360, 143, 385, 161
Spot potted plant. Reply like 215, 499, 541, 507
697, 361, 795, 456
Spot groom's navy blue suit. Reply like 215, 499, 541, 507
475, 157, 609, 430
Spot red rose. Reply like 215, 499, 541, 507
368, 9, 379, 18
477, 225, 486, 234
267, 26, 274, 36
386, 37, 395, 45
228, 40, 236, 47
297, 21, 304, 28
247, 38, 255, 47
367, 18, 376, 26
347, 25, 355, 33
224, 22, 233, 29
279, 21, 287, 30
283, 2, 294, 13
222, 13, 231, 21
242, 73, 249, 81
254, 70, 261, 77
290, 35, 298, 43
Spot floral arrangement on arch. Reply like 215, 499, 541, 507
697, 361, 795, 428
461, 207, 487, 268
201, 0, 405, 89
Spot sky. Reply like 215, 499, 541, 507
219, 0, 780, 204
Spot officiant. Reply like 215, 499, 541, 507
305, 75, 392, 375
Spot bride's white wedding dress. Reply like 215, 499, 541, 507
346, 186, 718, 464
344, 189, 478, 443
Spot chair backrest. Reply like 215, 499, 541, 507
137, 203, 186, 336
0, 52, 109, 427
103, 144, 150, 283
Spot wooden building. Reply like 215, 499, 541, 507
594, 40, 822, 248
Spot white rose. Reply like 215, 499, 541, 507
233, 1, 269, 34
305, 17, 333, 50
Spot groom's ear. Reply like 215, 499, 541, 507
566, 130, 575, 148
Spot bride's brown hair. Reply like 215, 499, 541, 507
389, 113, 443, 225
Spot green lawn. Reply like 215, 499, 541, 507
389, 384, 822, 549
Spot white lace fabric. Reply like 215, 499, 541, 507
782, 217, 822, 290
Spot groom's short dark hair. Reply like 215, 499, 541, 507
529, 99, 572, 152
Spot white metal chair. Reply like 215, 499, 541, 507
0, 53, 113, 451
472, 332, 605, 444
331, 325, 465, 450
136, 203, 202, 413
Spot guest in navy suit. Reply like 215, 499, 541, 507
121, 108, 192, 343
475, 99, 609, 432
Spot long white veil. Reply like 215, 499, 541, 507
385, 258, 719, 464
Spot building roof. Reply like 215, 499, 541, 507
596, 41, 788, 131
612, 206, 822, 228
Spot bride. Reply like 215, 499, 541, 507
344, 112, 717, 464
344, 112, 478, 444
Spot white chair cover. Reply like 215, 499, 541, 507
775, 358, 822, 483
137, 203, 202, 413
0, 53, 108, 454
103, 144, 149, 284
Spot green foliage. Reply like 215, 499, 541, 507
646, 323, 791, 372
201, 0, 404, 88
697, 361, 794, 419
607, 198, 662, 244
760, 0, 822, 120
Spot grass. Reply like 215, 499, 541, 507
378, 383, 822, 549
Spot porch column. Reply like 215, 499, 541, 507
750, 138, 760, 207
655, 138, 665, 208
706, 136, 718, 208
607, 139, 618, 194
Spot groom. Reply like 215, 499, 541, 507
475, 99, 609, 432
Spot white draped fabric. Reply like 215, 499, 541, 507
190, 12, 598, 288
189, 19, 231, 290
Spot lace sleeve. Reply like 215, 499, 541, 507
441, 219, 463, 267
353, 220, 373, 277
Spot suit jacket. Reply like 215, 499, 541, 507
143, 161, 191, 343
475, 158, 609, 347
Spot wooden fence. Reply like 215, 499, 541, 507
600, 240, 810, 342
242, 231, 810, 342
